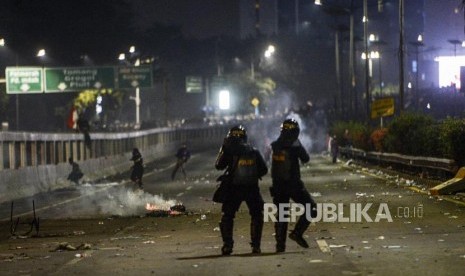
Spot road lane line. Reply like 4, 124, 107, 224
0, 185, 122, 221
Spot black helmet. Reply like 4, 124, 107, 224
280, 118, 300, 141
227, 125, 247, 143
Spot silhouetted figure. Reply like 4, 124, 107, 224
270, 119, 317, 253
331, 135, 339, 163
215, 125, 268, 255
77, 115, 91, 149
130, 148, 144, 189
171, 144, 191, 180
67, 157, 84, 185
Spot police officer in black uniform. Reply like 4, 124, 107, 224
215, 125, 268, 255
270, 118, 317, 252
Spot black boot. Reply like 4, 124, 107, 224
250, 219, 263, 254
275, 222, 288, 253
219, 220, 234, 255
289, 216, 310, 248
288, 231, 309, 248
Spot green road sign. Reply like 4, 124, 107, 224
117, 65, 153, 89
210, 75, 227, 92
185, 76, 203, 93
45, 67, 115, 92
5, 67, 44, 94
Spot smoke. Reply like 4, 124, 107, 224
54, 182, 179, 218
245, 87, 329, 154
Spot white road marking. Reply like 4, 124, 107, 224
316, 239, 331, 253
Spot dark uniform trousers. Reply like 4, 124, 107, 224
220, 185, 264, 249
271, 180, 317, 247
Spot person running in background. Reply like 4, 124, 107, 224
171, 143, 191, 180
130, 148, 144, 189
331, 135, 339, 163
77, 113, 92, 150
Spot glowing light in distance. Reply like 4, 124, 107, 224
219, 90, 230, 110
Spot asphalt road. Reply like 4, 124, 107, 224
1, 150, 465, 276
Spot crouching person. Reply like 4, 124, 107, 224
67, 157, 84, 185
215, 125, 268, 255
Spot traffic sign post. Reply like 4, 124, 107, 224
6, 66, 153, 93
117, 65, 152, 89
371, 97, 395, 127
185, 76, 203, 93
45, 67, 115, 92
6, 67, 43, 94
119, 65, 152, 129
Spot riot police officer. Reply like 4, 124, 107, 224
270, 118, 317, 252
215, 125, 268, 255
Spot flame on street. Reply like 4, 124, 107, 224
145, 203, 170, 211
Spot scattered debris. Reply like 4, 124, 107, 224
143, 241, 156, 244
309, 259, 326, 263
329, 244, 347, 248
383, 245, 403, 249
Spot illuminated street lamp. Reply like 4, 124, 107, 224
36, 49, 46, 57
264, 45, 275, 58
251, 44, 276, 80
361, 51, 380, 78
0, 38, 5, 47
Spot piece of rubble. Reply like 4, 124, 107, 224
53, 242, 77, 251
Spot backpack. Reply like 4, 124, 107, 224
231, 147, 259, 186
271, 149, 291, 181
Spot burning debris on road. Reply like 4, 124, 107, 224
145, 203, 187, 217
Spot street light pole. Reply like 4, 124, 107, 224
123, 46, 142, 129
15, 54, 19, 131
409, 40, 424, 108
399, 0, 405, 113
349, 0, 355, 114
378, 55, 382, 96
135, 87, 140, 127
363, 0, 370, 120
250, 58, 255, 80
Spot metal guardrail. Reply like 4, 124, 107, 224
339, 147, 458, 174
0, 125, 229, 171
